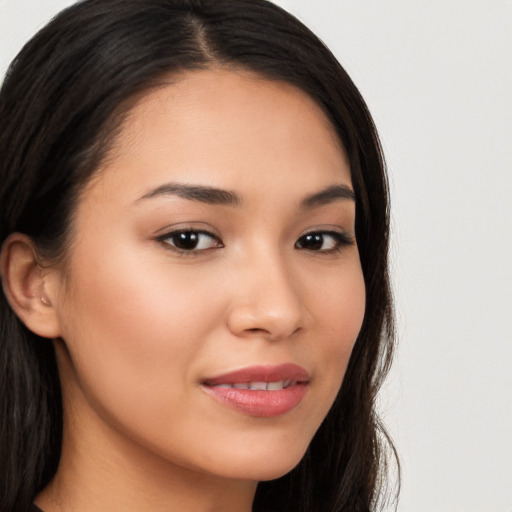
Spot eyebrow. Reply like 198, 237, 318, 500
135, 182, 355, 208
136, 183, 242, 206
300, 184, 356, 208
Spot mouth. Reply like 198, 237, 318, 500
201, 364, 310, 418
210, 380, 298, 391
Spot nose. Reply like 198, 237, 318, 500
226, 253, 306, 341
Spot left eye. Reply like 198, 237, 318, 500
295, 231, 353, 252
158, 230, 223, 252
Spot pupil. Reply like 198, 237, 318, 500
302, 234, 323, 250
174, 232, 199, 250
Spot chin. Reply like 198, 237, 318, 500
211, 443, 309, 482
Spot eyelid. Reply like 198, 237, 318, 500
153, 221, 220, 238
298, 225, 355, 241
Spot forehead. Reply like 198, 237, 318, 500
85, 68, 350, 204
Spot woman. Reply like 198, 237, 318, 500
0, 1, 397, 511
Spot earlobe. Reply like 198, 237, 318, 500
0, 233, 62, 339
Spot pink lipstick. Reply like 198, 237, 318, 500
202, 364, 309, 418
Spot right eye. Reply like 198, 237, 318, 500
157, 229, 223, 253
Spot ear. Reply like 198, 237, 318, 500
1, 233, 62, 339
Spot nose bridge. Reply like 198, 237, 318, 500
227, 245, 305, 340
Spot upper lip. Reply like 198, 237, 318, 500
202, 363, 310, 386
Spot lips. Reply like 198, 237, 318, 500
202, 364, 309, 418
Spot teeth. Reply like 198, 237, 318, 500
250, 381, 267, 390
213, 380, 294, 390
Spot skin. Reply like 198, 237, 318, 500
28, 69, 366, 511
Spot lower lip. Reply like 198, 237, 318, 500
203, 383, 308, 418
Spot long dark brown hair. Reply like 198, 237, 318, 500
0, 1, 398, 510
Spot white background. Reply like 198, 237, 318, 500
1, 1, 511, 511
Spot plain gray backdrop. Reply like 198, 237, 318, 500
1, 1, 511, 511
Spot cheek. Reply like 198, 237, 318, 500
327, 269, 365, 364
56, 242, 223, 414
309, 256, 366, 353
297, 258, 366, 417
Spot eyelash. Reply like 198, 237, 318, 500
156, 229, 354, 256
156, 229, 224, 254
294, 230, 355, 254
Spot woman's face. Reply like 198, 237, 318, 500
50, 69, 365, 483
